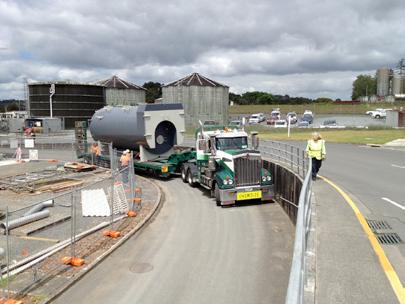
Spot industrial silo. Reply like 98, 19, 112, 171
28, 82, 105, 128
97, 75, 146, 106
162, 73, 229, 127
392, 59, 405, 99
376, 68, 391, 97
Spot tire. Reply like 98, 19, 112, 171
187, 170, 195, 187
181, 165, 187, 183
214, 183, 221, 206
375, 115, 380, 119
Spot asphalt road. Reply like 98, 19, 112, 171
54, 178, 294, 304
319, 143, 405, 282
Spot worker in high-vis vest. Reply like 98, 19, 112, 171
120, 149, 131, 184
306, 132, 326, 181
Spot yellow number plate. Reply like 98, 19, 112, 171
237, 191, 262, 201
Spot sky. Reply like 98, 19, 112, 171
0, 0, 404, 100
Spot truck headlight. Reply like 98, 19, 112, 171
267, 176, 271, 181
228, 179, 233, 185
262, 176, 266, 182
223, 179, 228, 185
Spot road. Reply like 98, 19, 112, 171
320, 143, 405, 281
55, 178, 294, 304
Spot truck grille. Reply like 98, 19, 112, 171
234, 155, 261, 187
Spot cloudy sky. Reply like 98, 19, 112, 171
0, 0, 404, 100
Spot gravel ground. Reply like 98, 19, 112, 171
1, 175, 160, 303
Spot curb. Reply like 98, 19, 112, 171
43, 176, 163, 304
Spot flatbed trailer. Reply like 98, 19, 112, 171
80, 149, 196, 178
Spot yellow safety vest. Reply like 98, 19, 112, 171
306, 139, 326, 160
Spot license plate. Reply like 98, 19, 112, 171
237, 190, 262, 201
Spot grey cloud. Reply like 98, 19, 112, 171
0, 0, 404, 100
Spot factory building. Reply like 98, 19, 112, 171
28, 82, 105, 128
376, 59, 405, 100
97, 75, 146, 106
162, 73, 229, 127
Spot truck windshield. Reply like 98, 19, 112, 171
216, 137, 248, 150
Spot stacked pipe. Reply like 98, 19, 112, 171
0, 200, 54, 233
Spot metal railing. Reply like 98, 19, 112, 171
260, 140, 307, 179
260, 140, 313, 304
285, 157, 312, 304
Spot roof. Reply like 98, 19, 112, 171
97, 76, 146, 90
164, 73, 228, 88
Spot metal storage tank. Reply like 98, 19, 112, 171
392, 73, 405, 99
28, 82, 105, 128
376, 68, 391, 97
97, 75, 146, 106
393, 59, 405, 99
90, 104, 185, 161
162, 73, 229, 127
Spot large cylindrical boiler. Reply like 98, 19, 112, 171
90, 103, 185, 155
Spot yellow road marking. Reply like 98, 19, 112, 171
319, 175, 405, 303
18, 236, 60, 243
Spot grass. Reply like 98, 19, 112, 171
186, 124, 405, 145
253, 127, 405, 145
229, 102, 405, 115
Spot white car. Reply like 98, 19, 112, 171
274, 119, 287, 128
371, 109, 386, 119
249, 113, 265, 124
366, 108, 384, 116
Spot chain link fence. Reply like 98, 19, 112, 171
0, 141, 145, 302
0, 133, 77, 163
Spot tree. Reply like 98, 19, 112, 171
352, 75, 377, 100
314, 97, 333, 103
143, 82, 162, 103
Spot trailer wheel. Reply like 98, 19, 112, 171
181, 165, 187, 183
214, 183, 221, 206
187, 170, 196, 187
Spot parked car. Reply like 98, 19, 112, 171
270, 110, 281, 120
274, 119, 287, 128
301, 113, 314, 124
366, 108, 384, 116
266, 117, 277, 125
203, 120, 218, 126
298, 120, 309, 128
303, 110, 313, 115
371, 109, 387, 119
249, 113, 265, 124
229, 120, 242, 128
319, 119, 346, 129
286, 112, 298, 124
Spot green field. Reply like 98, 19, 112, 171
230, 102, 405, 115
245, 126, 405, 145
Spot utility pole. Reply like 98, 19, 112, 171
49, 83, 55, 118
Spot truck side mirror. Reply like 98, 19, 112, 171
251, 132, 259, 149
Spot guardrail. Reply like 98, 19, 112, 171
260, 140, 313, 304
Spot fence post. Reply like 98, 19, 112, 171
5, 206, 10, 299
290, 145, 294, 171
109, 144, 115, 229
129, 151, 135, 212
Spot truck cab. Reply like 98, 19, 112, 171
181, 126, 274, 206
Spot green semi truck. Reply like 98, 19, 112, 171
180, 125, 273, 206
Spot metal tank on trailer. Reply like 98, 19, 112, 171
89, 103, 185, 162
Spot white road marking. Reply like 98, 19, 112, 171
391, 164, 405, 169
382, 197, 405, 210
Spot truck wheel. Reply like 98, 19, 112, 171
375, 115, 380, 118
181, 165, 187, 183
187, 170, 196, 187
214, 183, 221, 206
